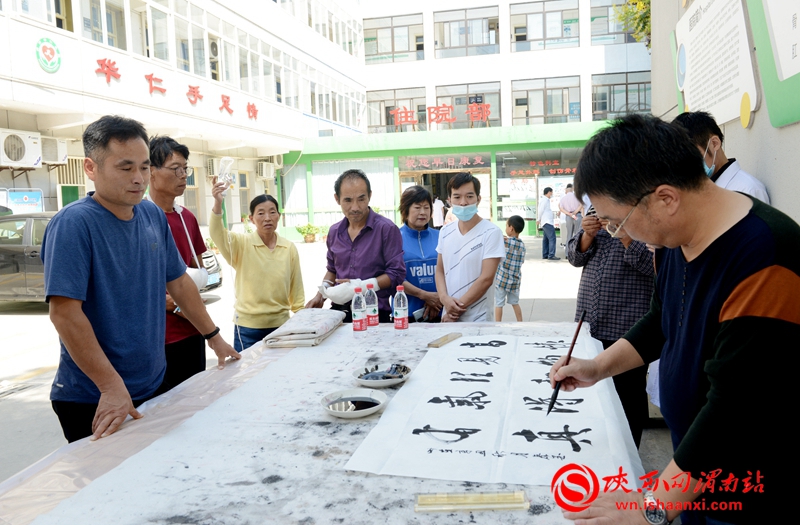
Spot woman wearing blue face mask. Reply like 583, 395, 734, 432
399, 186, 442, 322
434, 173, 505, 323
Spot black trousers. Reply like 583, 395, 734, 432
164, 334, 206, 388
600, 339, 649, 449
330, 303, 392, 324
51, 379, 172, 443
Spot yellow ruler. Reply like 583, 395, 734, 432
415, 491, 529, 512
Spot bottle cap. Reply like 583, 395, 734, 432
397, 285, 404, 291
354, 287, 362, 293
366, 283, 374, 289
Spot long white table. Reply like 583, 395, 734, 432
0, 322, 641, 525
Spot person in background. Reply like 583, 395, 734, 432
538, 187, 559, 260
566, 205, 654, 448
305, 169, 405, 322
495, 215, 526, 322
558, 183, 583, 246
673, 111, 770, 203
399, 186, 442, 322
148, 136, 213, 387
432, 194, 445, 230
43, 116, 239, 443
435, 172, 504, 322
210, 187, 304, 352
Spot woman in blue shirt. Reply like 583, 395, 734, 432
399, 186, 442, 322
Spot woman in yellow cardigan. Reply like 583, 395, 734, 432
210, 179, 304, 352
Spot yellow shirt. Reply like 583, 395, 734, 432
209, 213, 304, 328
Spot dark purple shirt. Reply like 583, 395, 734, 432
326, 209, 405, 312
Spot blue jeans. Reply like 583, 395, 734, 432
233, 325, 277, 353
542, 223, 556, 259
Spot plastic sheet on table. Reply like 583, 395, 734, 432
0, 341, 292, 525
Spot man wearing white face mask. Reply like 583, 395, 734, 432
673, 111, 770, 204
435, 173, 505, 322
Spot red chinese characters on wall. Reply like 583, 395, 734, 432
95, 58, 120, 83
465, 103, 491, 122
145, 74, 166, 94
186, 86, 203, 105
247, 103, 258, 120
219, 95, 234, 114
427, 104, 457, 124
389, 106, 418, 125
530, 160, 561, 166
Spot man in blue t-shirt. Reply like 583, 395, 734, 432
42, 116, 239, 443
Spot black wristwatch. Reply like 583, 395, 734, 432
203, 326, 221, 340
642, 491, 671, 525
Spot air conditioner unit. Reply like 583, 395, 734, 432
274, 154, 283, 169
0, 129, 43, 169
207, 158, 220, 177
209, 39, 220, 58
256, 161, 275, 181
41, 137, 68, 165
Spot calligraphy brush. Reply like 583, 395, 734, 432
546, 310, 586, 416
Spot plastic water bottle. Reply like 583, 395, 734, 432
352, 287, 367, 338
365, 283, 379, 330
394, 285, 409, 336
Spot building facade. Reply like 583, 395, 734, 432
280, 0, 651, 239
0, 0, 365, 223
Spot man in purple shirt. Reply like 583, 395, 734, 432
305, 169, 405, 322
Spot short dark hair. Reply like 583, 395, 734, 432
672, 111, 724, 148
575, 114, 706, 205
399, 185, 433, 224
447, 172, 481, 197
507, 215, 525, 234
149, 136, 190, 168
249, 194, 280, 215
543, 187, 553, 195
83, 115, 149, 164
566, 183, 573, 189
334, 169, 371, 197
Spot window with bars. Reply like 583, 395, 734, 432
591, 71, 651, 120
509, 1, 579, 52
364, 14, 424, 65
366, 88, 427, 133
590, 0, 636, 45
512, 76, 581, 125
434, 7, 499, 58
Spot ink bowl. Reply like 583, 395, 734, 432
352, 363, 412, 388
321, 388, 387, 419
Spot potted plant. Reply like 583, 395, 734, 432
320, 225, 329, 242
205, 237, 219, 254
296, 223, 320, 243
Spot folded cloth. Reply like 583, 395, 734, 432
264, 308, 346, 347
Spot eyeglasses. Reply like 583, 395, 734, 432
605, 190, 654, 238
156, 165, 193, 177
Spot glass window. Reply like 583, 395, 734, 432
434, 7, 498, 58
262, 60, 275, 100
434, 82, 500, 129
54, 0, 74, 31
590, 0, 635, 45
190, 3, 204, 25
175, 18, 190, 71
366, 88, 426, 133
364, 14, 423, 65
192, 24, 206, 76
105, 0, 126, 50
223, 40, 236, 84
275, 65, 282, 103
174, 0, 188, 17
239, 47, 249, 92
512, 76, 580, 125
510, 1, 578, 52
0, 220, 26, 246
591, 71, 650, 120
152, 8, 169, 60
